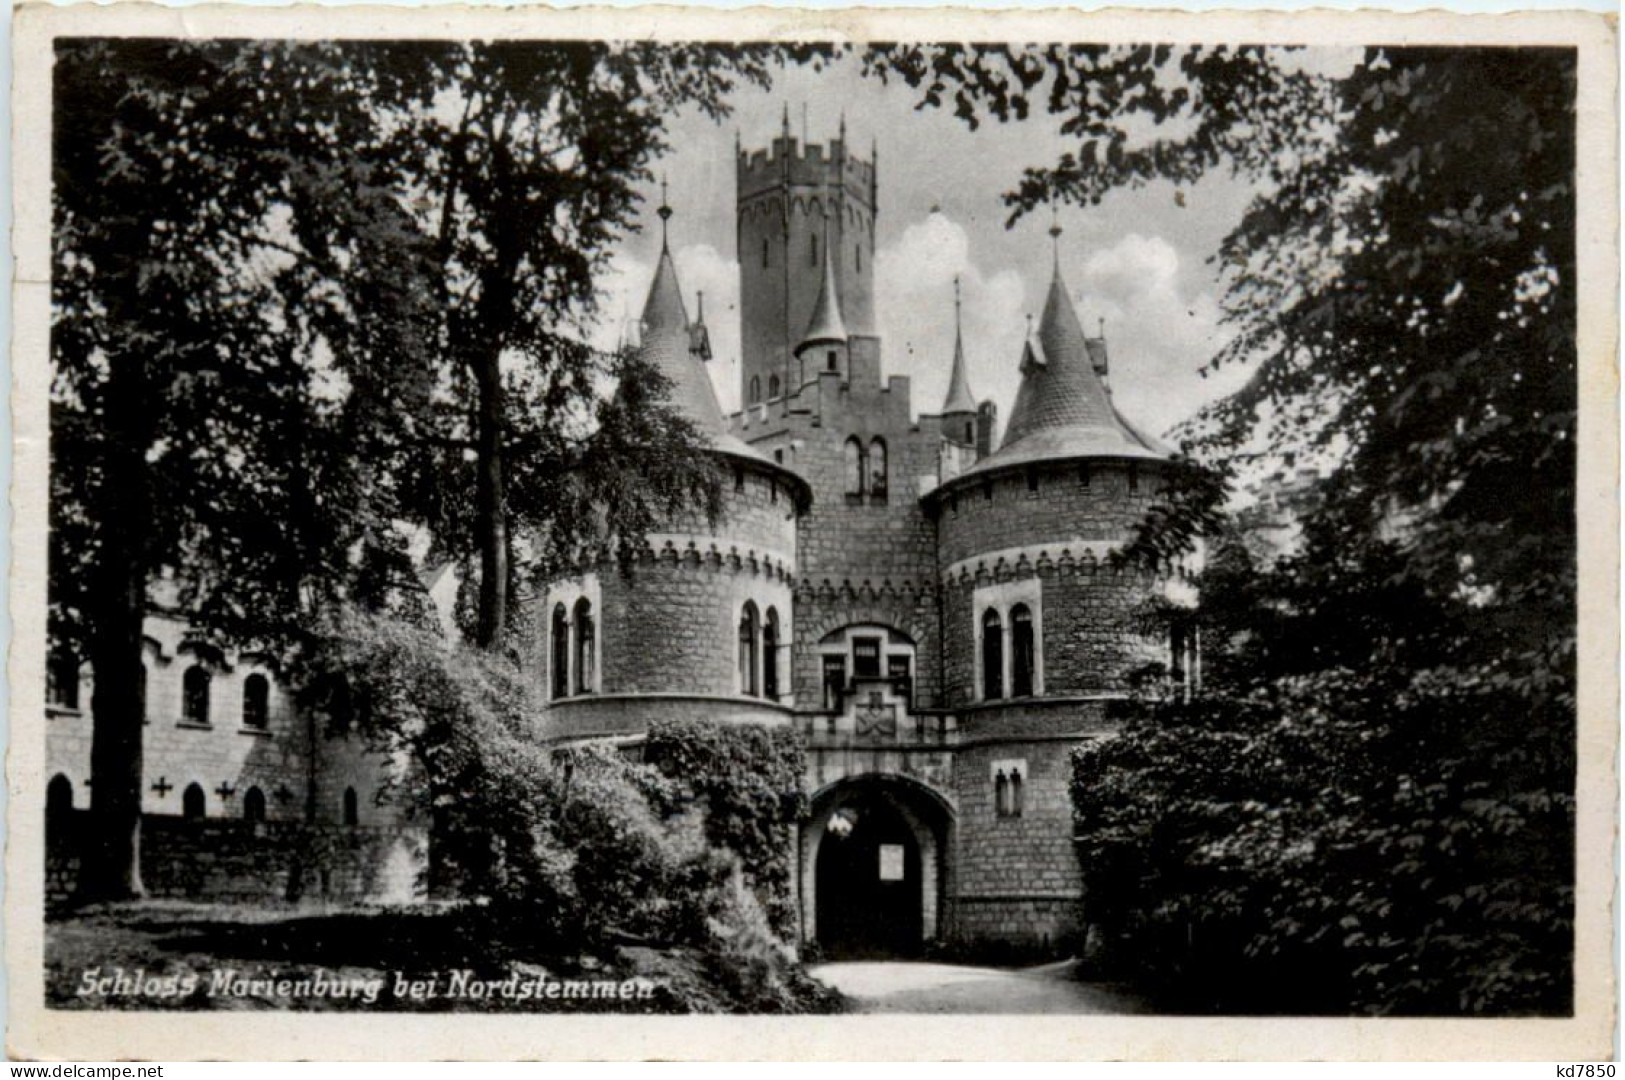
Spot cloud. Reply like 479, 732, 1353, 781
872, 212, 1029, 429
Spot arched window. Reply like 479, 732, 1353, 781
550, 603, 569, 700
183, 665, 211, 726
762, 237, 770, 269
47, 773, 73, 830
242, 673, 270, 729
1011, 604, 1035, 698
844, 437, 865, 496
1010, 770, 1025, 817
768, 374, 780, 400
738, 602, 759, 697
343, 786, 359, 826
573, 598, 595, 694
243, 786, 266, 823
869, 438, 888, 497
749, 376, 761, 405
762, 608, 780, 700
46, 650, 79, 709
182, 783, 206, 820
981, 608, 1003, 700
994, 770, 1009, 817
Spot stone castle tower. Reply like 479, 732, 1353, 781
535, 126, 1192, 957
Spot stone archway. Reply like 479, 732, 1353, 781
802, 775, 952, 959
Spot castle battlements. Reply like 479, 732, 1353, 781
737, 135, 875, 207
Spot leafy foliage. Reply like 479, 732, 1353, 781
869, 44, 1578, 1014
645, 720, 809, 937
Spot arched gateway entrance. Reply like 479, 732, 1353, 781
802, 777, 952, 959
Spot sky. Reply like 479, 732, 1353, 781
591, 52, 1278, 442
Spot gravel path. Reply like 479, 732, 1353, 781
809, 959, 1148, 1014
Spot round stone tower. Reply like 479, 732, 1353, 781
925, 234, 1178, 948
540, 197, 810, 742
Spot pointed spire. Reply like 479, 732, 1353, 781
795, 211, 848, 356
781, 101, 791, 139
941, 276, 977, 415
839, 110, 847, 146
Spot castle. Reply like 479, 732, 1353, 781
43, 123, 1191, 951
537, 122, 1192, 956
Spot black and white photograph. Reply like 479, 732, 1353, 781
7, 3, 1615, 1060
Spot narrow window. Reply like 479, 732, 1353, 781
982, 609, 1003, 700
1010, 770, 1025, 817
887, 654, 912, 704
342, 786, 359, 827
243, 786, 266, 823
774, 450, 784, 467
855, 243, 862, 272
738, 602, 760, 697
183, 783, 206, 820
852, 636, 882, 678
768, 374, 780, 399
994, 770, 1009, 817
1129, 463, 1140, 493
138, 663, 147, 722
762, 237, 770, 268
183, 665, 211, 726
827, 350, 838, 373
46, 773, 73, 832
1011, 604, 1035, 698
763, 609, 780, 700
734, 467, 745, 494
46, 650, 79, 709
242, 673, 270, 729
965, 421, 974, 443
550, 603, 569, 700
983, 481, 993, 502
810, 232, 819, 267
950, 493, 959, 516
844, 437, 866, 496
1079, 463, 1092, 489
869, 438, 888, 498
822, 654, 846, 710
749, 376, 761, 405
1026, 469, 1039, 494
573, 599, 595, 694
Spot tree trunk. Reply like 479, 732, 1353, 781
75, 361, 150, 901
474, 340, 508, 650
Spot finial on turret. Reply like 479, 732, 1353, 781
1048, 202, 1063, 269
954, 276, 962, 325
1098, 316, 1106, 340
657, 174, 672, 250
1026, 312, 1035, 338
696, 290, 706, 323
839, 110, 847, 144
782, 101, 790, 137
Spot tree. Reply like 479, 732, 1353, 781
380, 42, 808, 650
52, 40, 439, 898
867, 45, 1577, 1012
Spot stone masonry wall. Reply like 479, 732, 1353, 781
46, 810, 428, 907
947, 737, 1085, 949
935, 458, 1165, 568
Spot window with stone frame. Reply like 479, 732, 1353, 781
869, 437, 888, 499
343, 786, 359, 826
182, 665, 212, 726
243, 786, 266, 822
749, 375, 761, 404
768, 374, 780, 399
822, 654, 846, 710
738, 601, 760, 697
242, 673, 270, 729
47, 649, 80, 710
763, 607, 781, 700
844, 437, 866, 496
1011, 604, 1036, 697
852, 635, 882, 678
550, 603, 569, 699
993, 760, 1026, 818
573, 598, 595, 694
981, 608, 1003, 700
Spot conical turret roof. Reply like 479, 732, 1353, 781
940, 278, 978, 415
636, 223, 769, 465
951, 251, 1171, 482
795, 223, 848, 356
